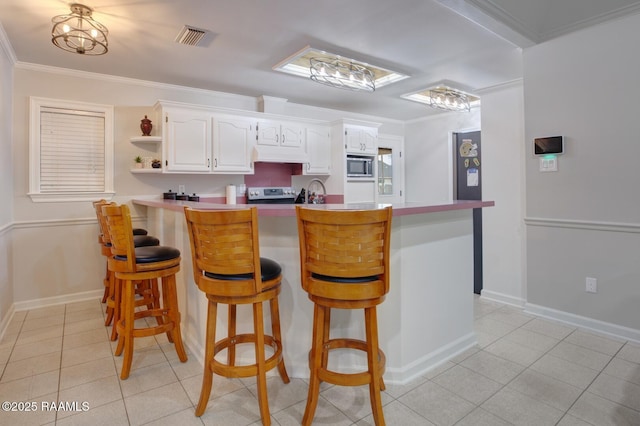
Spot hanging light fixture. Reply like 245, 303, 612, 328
309, 57, 375, 92
425, 87, 471, 112
51, 4, 108, 55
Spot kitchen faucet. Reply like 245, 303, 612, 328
305, 178, 327, 204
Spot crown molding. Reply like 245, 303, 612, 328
539, 1, 640, 42
438, 0, 640, 47
14, 61, 255, 103
436, 0, 537, 47
0, 22, 17, 64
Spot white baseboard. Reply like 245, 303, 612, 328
0, 304, 16, 343
524, 303, 640, 344
2, 290, 103, 342
13, 289, 104, 312
384, 332, 477, 384
480, 289, 526, 308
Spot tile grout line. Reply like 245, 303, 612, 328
460, 306, 577, 425
54, 304, 68, 424
560, 342, 635, 418
0, 313, 25, 384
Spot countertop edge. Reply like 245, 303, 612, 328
132, 198, 495, 217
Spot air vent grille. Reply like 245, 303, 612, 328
175, 25, 207, 46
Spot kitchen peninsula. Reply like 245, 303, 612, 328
133, 198, 494, 383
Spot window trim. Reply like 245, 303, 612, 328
28, 97, 115, 202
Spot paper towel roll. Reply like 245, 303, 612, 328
226, 185, 236, 204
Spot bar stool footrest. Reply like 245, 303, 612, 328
211, 333, 284, 378
116, 309, 175, 338
315, 338, 386, 387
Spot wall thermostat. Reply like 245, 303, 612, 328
534, 136, 564, 155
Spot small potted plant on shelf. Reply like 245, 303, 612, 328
134, 155, 143, 168
151, 159, 162, 169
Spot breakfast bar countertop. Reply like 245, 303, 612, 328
132, 197, 494, 216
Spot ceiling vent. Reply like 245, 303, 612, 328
175, 25, 208, 46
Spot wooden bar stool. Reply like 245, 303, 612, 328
184, 206, 289, 424
93, 200, 160, 340
93, 200, 156, 303
295, 206, 392, 426
102, 203, 187, 379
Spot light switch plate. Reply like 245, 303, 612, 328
539, 157, 558, 172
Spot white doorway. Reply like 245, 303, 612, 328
377, 134, 405, 204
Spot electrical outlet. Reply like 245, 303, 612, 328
178, 184, 185, 194
586, 277, 597, 293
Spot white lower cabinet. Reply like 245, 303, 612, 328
304, 125, 331, 175
212, 115, 255, 174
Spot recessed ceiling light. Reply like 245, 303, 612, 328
273, 46, 409, 90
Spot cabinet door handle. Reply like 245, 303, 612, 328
276, 134, 279, 144
208, 158, 210, 167
282, 134, 285, 143
214, 158, 217, 167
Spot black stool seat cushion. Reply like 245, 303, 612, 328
311, 273, 379, 283
132, 228, 148, 235
204, 257, 281, 281
115, 246, 180, 264
133, 235, 160, 247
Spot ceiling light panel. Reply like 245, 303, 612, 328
401, 85, 480, 112
273, 46, 409, 89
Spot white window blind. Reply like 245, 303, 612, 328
40, 108, 106, 193
29, 97, 114, 202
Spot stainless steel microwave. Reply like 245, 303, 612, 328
346, 155, 374, 178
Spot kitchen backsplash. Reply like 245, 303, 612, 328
244, 162, 297, 187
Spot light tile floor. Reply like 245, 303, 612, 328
1, 296, 639, 425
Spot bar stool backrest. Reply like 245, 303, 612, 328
296, 206, 392, 295
93, 199, 115, 246
184, 207, 265, 296
102, 204, 137, 272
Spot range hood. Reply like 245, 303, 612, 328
252, 145, 309, 163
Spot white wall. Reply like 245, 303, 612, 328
0, 25, 14, 328
523, 13, 640, 333
478, 80, 526, 305
404, 109, 480, 203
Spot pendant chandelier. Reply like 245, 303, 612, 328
51, 4, 108, 55
309, 57, 375, 92
426, 87, 471, 112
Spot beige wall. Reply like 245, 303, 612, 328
523, 13, 640, 335
0, 31, 13, 326
479, 80, 526, 305
404, 109, 481, 203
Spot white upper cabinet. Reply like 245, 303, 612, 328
212, 115, 255, 174
256, 119, 304, 148
162, 107, 212, 173
345, 125, 378, 155
304, 125, 331, 175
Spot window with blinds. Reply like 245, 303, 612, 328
29, 97, 114, 202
